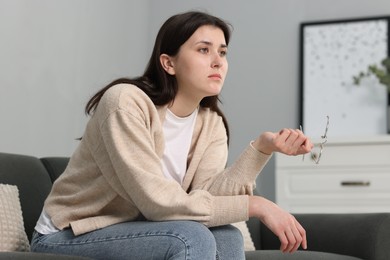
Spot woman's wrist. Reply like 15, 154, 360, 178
252, 135, 273, 155
248, 195, 265, 219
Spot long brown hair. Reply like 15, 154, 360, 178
85, 11, 231, 141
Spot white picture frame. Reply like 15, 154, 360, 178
300, 16, 389, 138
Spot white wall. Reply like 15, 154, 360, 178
2, 0, 390, 200
0, 0, 149, 156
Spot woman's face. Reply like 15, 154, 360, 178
164, 25, 228, 102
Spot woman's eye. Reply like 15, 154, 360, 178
199, 47, 209, 54
220, 50, 227, 57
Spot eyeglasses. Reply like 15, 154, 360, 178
300, 115, 329, 164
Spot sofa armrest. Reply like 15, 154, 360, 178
258, 213, 390, 260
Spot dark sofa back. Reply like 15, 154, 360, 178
40, 157, 70, 183
0, 152, 70, 241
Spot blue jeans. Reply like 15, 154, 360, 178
31, 220, 245, 260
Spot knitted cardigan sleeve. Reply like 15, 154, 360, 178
184, 110, 272, 196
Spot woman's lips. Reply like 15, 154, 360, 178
208, 74, 222, 80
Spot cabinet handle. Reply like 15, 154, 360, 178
341, 181, 370, 187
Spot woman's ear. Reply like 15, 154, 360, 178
160, 54, 175, 75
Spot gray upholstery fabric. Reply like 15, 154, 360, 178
245, 250, 362, 260
247, 188, 390, 260
40, 157, 69, 183
258, 213, 390, 260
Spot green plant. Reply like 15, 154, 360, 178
353, 57, 390, 92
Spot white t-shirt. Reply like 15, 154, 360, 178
35, 208, 60, 234
161, 108, 198, 184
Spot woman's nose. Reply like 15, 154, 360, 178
211, 54, 223, 68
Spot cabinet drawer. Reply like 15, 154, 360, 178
276, 168, 390, 213
280, 168, 390, 198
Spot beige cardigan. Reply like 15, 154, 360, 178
44, 84, 271, 236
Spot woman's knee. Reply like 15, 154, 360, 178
173, 221, 216, 246
210, 224, 245, 260
171, 221, 217, 259
212, 224, 244, 246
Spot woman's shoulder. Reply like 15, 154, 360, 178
104, 83, 149, 102
101, 83, 154, 111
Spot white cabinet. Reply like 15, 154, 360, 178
275, 135, 390, 213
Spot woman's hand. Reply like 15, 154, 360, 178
252, 128, 313, 155
249, 196, 307, 253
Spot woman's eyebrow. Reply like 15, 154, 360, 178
195, 40, 228, 48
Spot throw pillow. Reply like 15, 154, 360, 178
231, 221, 256, 251
0, 184, 30, 252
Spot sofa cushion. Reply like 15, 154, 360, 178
0, 153, 53, 241
0, 184, 30, 252
245, 250, 362, 260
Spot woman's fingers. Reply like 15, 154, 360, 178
296, 219, 307, 250
282, 229, 296, 252
278, 221, 306, 253
254, 129, 313, 155
276, 128, 311, 156
290, 223, 304, 252
251, 197, 307, 253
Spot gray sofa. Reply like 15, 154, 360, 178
0, 152, 389, 260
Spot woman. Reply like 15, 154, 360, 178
31, 11, 313, 259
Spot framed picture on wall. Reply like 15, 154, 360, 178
300, 16, 390, 138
